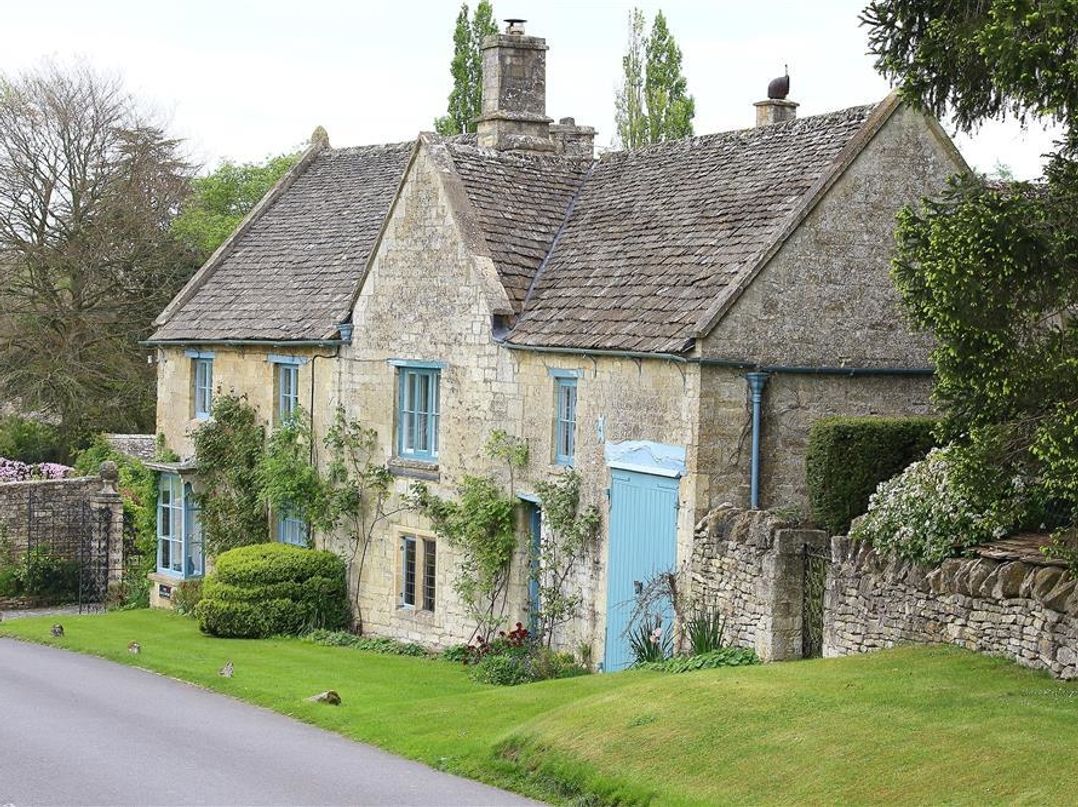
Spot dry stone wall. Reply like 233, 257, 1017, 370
826, 536, 1078, 679
0, 476, 101, 556
692, 505, 827, 661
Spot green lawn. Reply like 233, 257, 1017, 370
3, 610, 1077, 805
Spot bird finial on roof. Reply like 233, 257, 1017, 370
310, 126, 330, 148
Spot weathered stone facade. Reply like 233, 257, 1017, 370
691, 505, 827, 661
148, 52, 968, 664
826, 537, 1078, 679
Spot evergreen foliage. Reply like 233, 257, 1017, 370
806, 416, 938, 535
434, 2, 498, 136
862, 0, 1078, 559
196, 543, 349, 638
191, 394, 267, 556
0, 415, 63, 464
616, 8, 695, 148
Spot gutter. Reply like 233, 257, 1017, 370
141, 338, 348, 349
499, 340, 933, 376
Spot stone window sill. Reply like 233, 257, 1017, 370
388, 458, 440, 482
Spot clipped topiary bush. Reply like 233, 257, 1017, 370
806, 415, 938, 535
195, 543, 349, 638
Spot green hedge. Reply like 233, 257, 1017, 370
806, 416, 938, 536
195, 543, 349, 638
0, 415, 63, 463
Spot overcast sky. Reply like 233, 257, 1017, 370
4, 0, 1062, 178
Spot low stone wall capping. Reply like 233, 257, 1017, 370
692, 505, 827, 661
825, 535, 1078, 679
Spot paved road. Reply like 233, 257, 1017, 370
0, 639, 542, 806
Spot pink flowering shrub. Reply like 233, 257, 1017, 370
0, 457, 73, 483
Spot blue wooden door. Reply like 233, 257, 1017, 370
604, 469, 679, 672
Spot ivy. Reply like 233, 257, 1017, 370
191, 393, 267, 556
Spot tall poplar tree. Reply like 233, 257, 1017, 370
434, 2, 498, 136
615, 8, 695, 149
644, 11, 695, 143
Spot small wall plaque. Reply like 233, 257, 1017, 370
159, 584, 172, 600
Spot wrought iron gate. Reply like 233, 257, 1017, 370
802, 543, 829, 658
25, 489, 113, 613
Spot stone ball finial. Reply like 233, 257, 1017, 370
99, 460, 119, 495
310, 126, 330, 148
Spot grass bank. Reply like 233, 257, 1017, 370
4, 610, 1078, 805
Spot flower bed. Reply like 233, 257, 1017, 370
0, 458, 73, 483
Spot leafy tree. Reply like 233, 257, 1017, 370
614, 9, 648, 149
0, 63, 196, 448
172, 152, 298, 261
862, 0, 1078, 132
434, 2, 498, 136
616, 8, 695, 149
862, 1, 1078, 546
644, 11, 695, 144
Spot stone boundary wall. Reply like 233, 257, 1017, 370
0, 466, 125, 586
0, 476, 101, 554
692, 505, 827, 661
825, 536, 1078, 679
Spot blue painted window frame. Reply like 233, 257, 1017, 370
276, 510, 308, 547
276, 363, 299, 421
192, 358, 213, 419
397, 367, 440, 461
554, 378, 577, 466
157, 475, 204, 579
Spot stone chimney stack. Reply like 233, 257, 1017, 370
476, 19, 556, 153
754, 70, 798, 126
550, 117, 596, 158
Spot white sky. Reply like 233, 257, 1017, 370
3, 0, 1062, 178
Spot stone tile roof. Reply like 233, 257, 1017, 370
446, 144, 590, 311
150, 142, 413, 342
104, 434, 157, 462
507, 104, 878, 353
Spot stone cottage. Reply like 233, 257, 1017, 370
145, 22, 965, 669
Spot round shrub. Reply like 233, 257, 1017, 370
195, 543, 349, 638
851, 446, 1017, 564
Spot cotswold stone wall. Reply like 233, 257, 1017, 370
825, 537, 1078, 679
0, 476, 101, 555
691, 505, 827, 661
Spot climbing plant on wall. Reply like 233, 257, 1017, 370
191, 393, 267, 556
410, 430, 528, 640
532, 470, 601, 648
